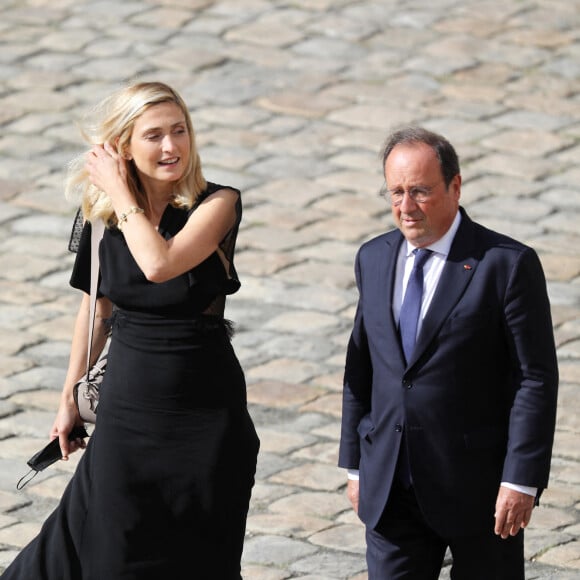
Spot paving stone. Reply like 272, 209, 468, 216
0, 356, 34, 378
293, 35, 367, 62
312, 422, 341, 442
470, 196, 554, 225
541, 482, 580, 510
309, 523, 366, 554
258, 91, 348, 119
240, 564, 288, 580
535, 541, 580, 569
245, 178, 331, 208
236, 249, 300, 276
256, 427, 316, 455
467, 152, 558, 181
327, 150, 380, 175
327, 104, 416, 132
273, 261, 354, 290
308, 370, 344, 393
242, 224, 321, 251
424, 117, 501, 146
225, 18, 306, 48
0, 522, 41, 550
558, 339, 580, 360
492, 110, 574, 132
525, 528, 575, 560
242, 534, 319, 567
262, 311, 340, 334
290, 441, 339, 465
438, 65, 506, 98
255, 334, 338, 363
269, 462, 345, 492
9, 389, 61, 415
4, 366, 66, 394
247, 511, 331, 539
539, 254, 580, 283
243, 354, 326, 390
244, 203, 328, 230
538, 212, 580, 237
0, 329, 42, 357
479, 129, 574, 157
249, 481, 296, 513
311, 189, 387, 218
531, 504, 578, 531
289, 549, 366, 579
0, 254, 63, 283
462, 174, 542, 198
269, 490, 347, 519
300, 393, 342, 419
529, 234, 580, 260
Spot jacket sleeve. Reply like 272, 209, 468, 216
501, 247, 559, 490
338, 249, 373, 470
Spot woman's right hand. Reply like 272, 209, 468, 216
51, 398, 87, 461
86, 142, 133, 207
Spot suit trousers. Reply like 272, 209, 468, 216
365, 481, 524, 580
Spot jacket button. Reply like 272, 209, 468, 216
402, 379, 412, 389
395, 424, 402, 432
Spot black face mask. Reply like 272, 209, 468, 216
16, 425, 89, 490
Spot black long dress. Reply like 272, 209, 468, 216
2, 183, 260, 580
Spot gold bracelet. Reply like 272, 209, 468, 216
117, 206, 144, 231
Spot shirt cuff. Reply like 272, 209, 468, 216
501, 482, 537, 497
347, 469, 359, 481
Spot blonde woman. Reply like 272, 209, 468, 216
4, 82, 259, 579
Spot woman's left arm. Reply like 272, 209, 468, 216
86, 143, 238, 283
120, 190, 237, 282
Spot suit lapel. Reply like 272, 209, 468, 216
408, 211, 479, 367
381, 234, 404, 357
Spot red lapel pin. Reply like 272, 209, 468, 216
464, 264, 472, 270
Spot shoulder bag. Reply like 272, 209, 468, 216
73, 218, 107, 424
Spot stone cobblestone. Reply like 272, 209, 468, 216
0, 0, 579, 578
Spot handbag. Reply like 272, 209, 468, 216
73, 218, 107, 424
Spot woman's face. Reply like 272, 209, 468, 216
127, 101, 191, 193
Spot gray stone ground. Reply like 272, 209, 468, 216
0, 0, 579, 578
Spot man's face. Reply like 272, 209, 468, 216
385, 142, 461, 247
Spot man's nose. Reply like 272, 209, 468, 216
399, 190, 419, 212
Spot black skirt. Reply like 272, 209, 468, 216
3, 310, 259, 580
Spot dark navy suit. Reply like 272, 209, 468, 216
339, 208, 558, 560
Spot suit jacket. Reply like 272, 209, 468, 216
338, 207, 559, 536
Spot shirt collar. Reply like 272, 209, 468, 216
404, 210, 462, 258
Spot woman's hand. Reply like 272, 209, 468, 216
85, 142, 132, 204
51, 399, 87, 461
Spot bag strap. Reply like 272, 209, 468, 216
86, 219, 105, 375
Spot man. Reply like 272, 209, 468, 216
338, 126, 558, 579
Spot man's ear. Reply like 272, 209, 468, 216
451, 174, 461, 200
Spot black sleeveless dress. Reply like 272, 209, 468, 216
2, 183, 260, 580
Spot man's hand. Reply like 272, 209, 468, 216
347, 478, 360, 514
494, 486, 535, 539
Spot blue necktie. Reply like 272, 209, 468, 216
399, 248, 432, 363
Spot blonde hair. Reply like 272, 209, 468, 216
65, 81, 206, 225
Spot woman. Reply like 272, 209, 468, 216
3, 81, 259, 579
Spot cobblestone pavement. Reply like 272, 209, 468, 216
0, 0, 579, 578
